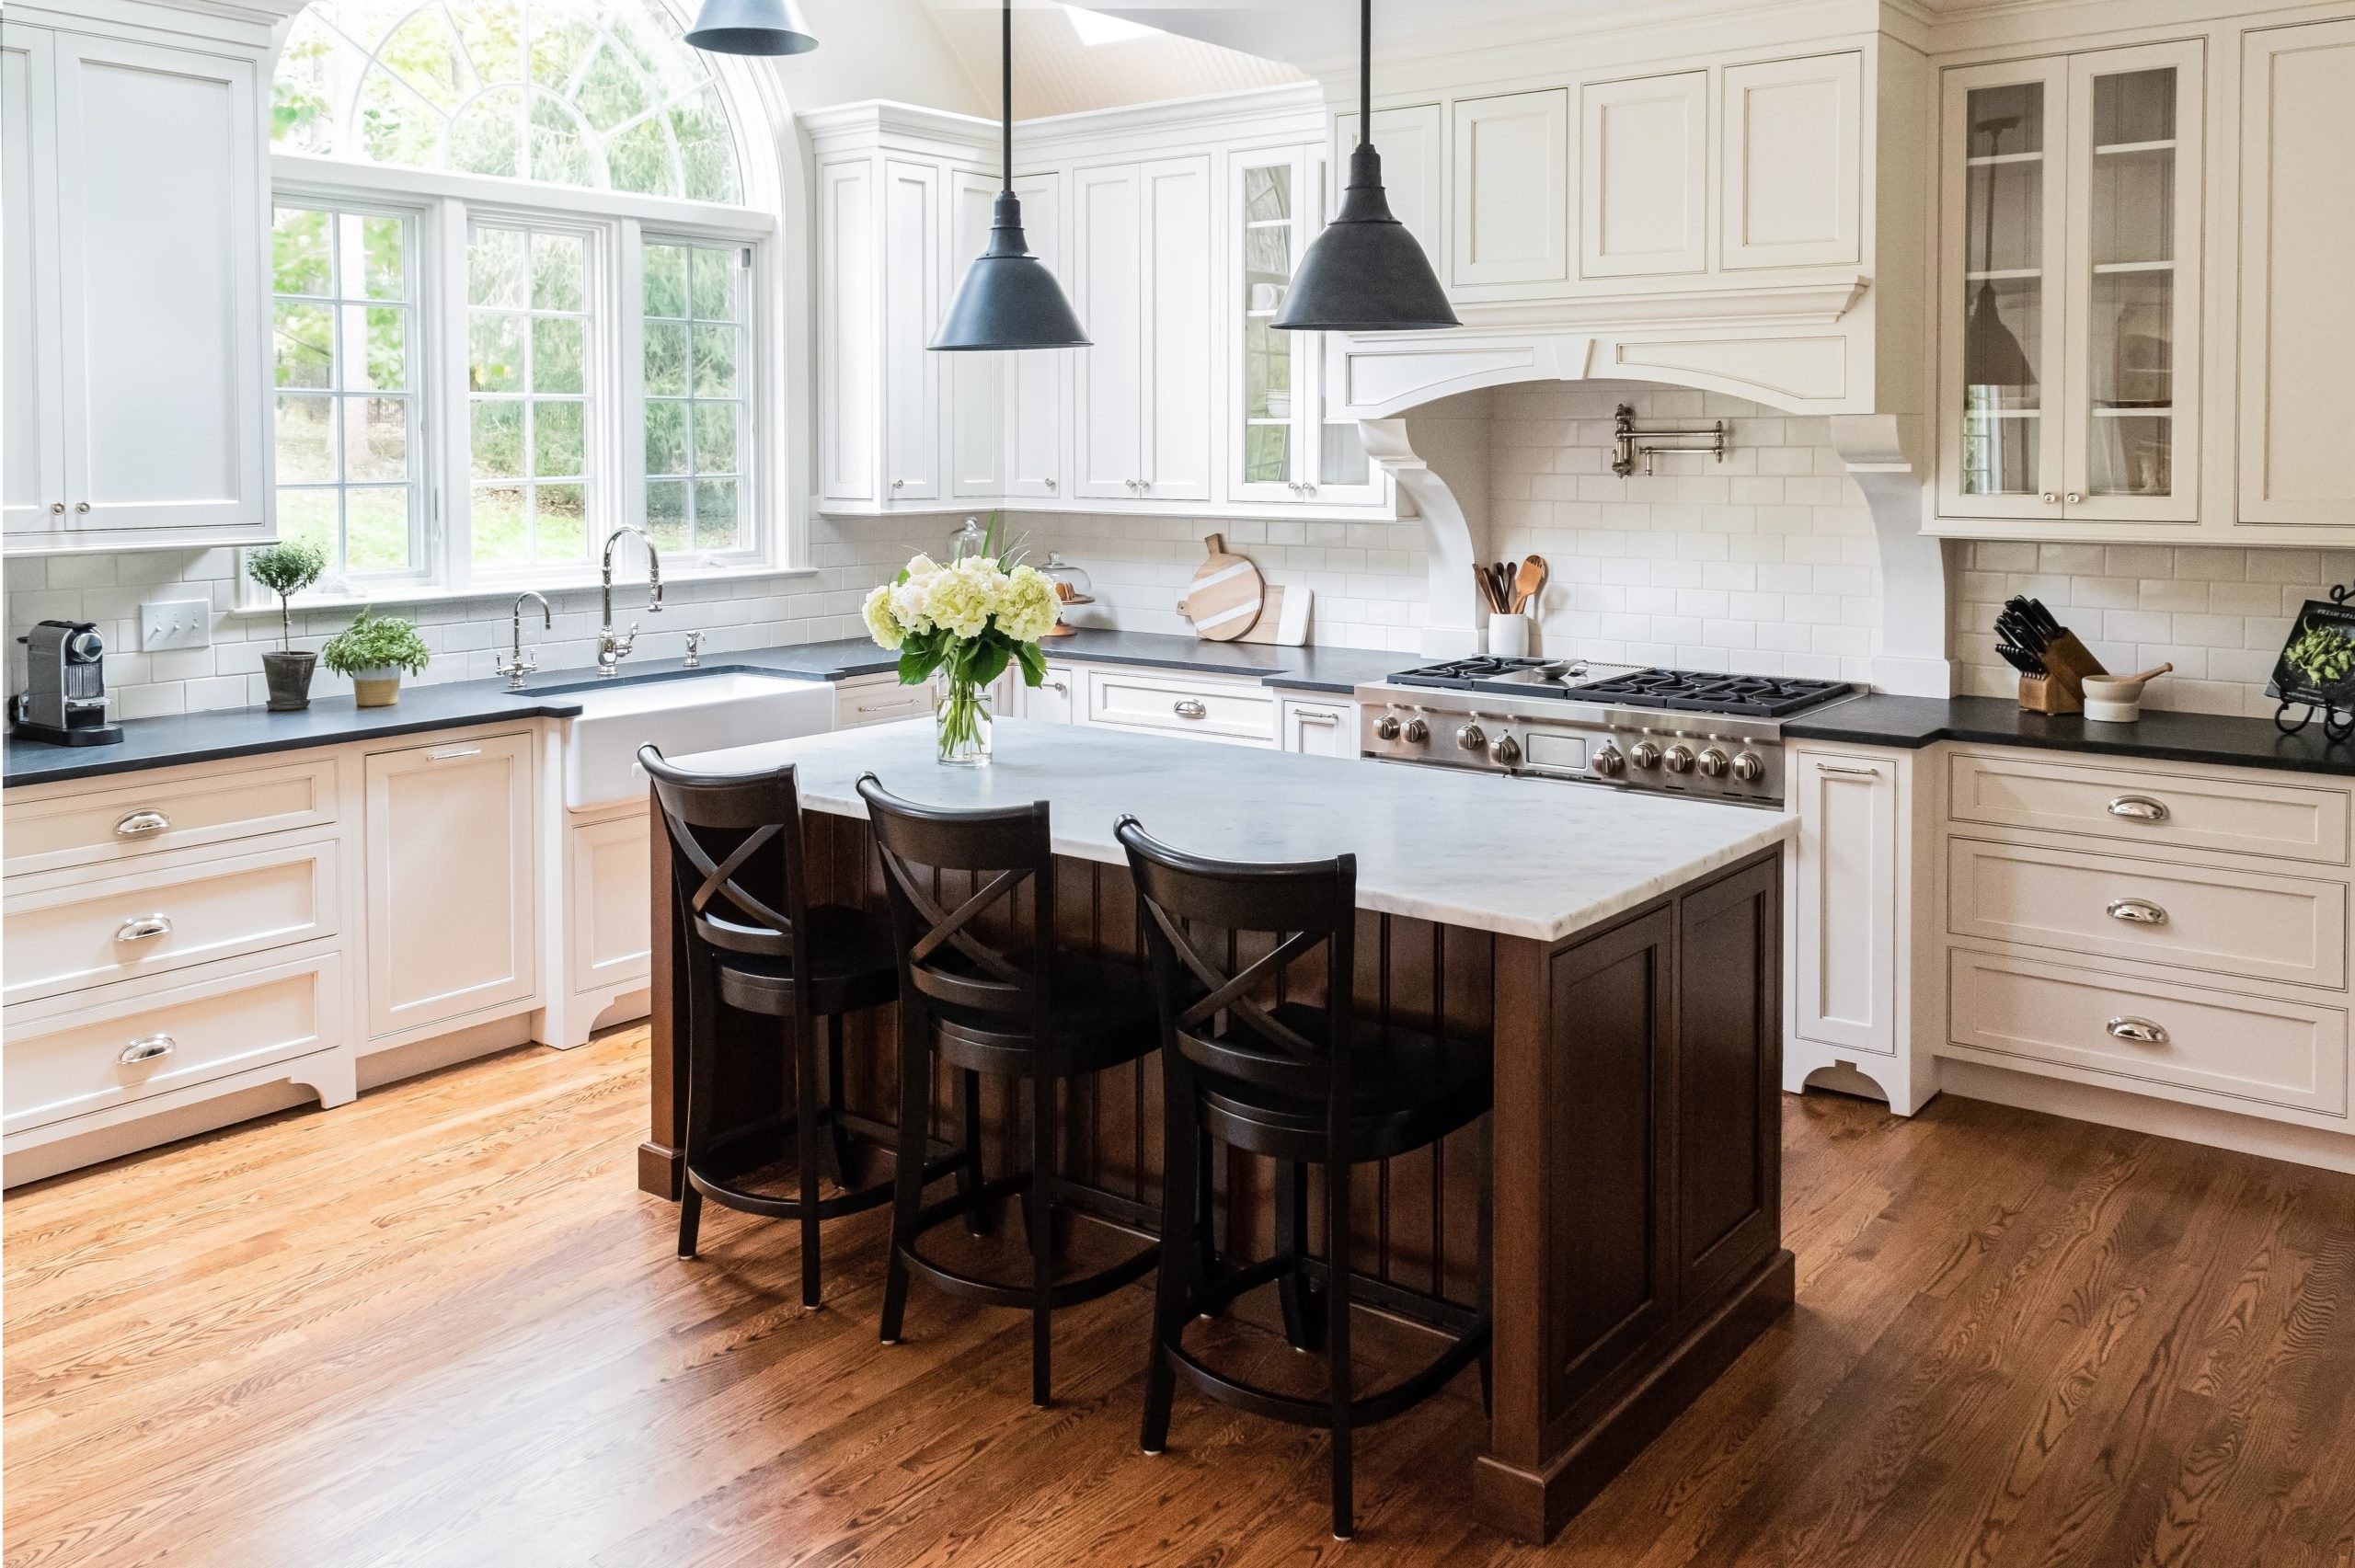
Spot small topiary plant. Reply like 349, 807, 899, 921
319, 607, 431, 678
247, 543, 327, 653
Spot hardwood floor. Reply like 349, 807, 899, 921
7, 1027, 2353, 1567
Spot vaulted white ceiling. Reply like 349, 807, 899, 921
923, 1, 1304, 120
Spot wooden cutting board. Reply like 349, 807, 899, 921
1237, 585, 1313, 646
1176, 533, 1264, 642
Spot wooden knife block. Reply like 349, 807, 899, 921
2018, 631, 2107, 715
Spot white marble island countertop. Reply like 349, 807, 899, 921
665, 718, 1793, 944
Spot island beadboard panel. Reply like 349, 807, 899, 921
643, 809, 1787, 1542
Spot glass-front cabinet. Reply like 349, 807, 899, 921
1937, 43, 2202, 525
1227, 145, 1383, 508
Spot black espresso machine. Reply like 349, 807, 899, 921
12, 619, 125, 746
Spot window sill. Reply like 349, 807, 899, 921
228, 562, 820, 618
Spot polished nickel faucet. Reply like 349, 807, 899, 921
596, 525, 663, 677
496, 590, 552, 691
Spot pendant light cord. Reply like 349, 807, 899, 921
1357, 0, 1371, 151
1001, 0, 1015, 195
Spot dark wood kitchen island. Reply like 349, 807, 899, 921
636, 718, 1795, 1543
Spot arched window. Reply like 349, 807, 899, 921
261, 0, 777, 601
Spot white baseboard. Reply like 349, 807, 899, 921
1940, 1058, 2355, 1174
355, 1014, 541, 1092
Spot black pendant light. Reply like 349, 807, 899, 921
932, 0, 1089, 351
1272, 0, 1456, 334
684, 0, 818, 57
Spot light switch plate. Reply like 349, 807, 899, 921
140, 599, 213, 651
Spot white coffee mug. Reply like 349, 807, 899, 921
1487, 613, 1533, 658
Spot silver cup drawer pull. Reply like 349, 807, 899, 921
1172, 699, 1208, 720
2105, 1016, 2168, 1046
119, 1034, 176, 1066
114, 810, 171, 837
426, 746, 482, 761
115, 914, 174, 943
2106, 898, 2168, 926
2107, 795, 2169, 822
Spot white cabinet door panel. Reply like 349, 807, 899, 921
2238, 20, 2355, 528
1005, 171, 1068, 500
570, 809, 652, 997
1581, 72, 1706, 279
1452, 89, 1568, 287
1141, 155, 1212, 500
818, 159, 877, 504
1335, 104, 1443, 269
1721, 52, 1862, 270
947, 166, 1005, 499
1279, 697, 1357, 757
52, 32, 263, 532
1792, 750, 1898, 1055
880, 159, 941, 501
364, 733, 536, 1038
1072, 164, 1142, 500
2, 28, 64, 537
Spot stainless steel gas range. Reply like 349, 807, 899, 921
1352, 658, 1863, 810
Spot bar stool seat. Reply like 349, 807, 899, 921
925, 952, 1159, 1070
711, 906, 900, 1015
1191, 1009, 1491, 1162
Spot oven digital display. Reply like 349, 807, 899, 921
1522, 733, 1589, 773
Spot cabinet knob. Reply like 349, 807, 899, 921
119, 1034, 176, 1066
1045, 477, 1056, 489
2040, 492, 2059, 504
49, 501, 63, 515
115, 913, 174, 944
75, 500, 89, 514
2105, 1016, 2167, 1046
891, 478, 905, 490
2065, 492, 2084, 504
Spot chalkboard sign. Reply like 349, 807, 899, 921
2267, 598, 2355, 711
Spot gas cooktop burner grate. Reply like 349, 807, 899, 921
1570, 669, 1851, 718
1386, 656, 1565, 691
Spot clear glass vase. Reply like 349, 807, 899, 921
936, 678, 993, 765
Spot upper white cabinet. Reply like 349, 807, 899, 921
947, 168, 1005, 500
1936, 44, 2203, 529
1073, 155, 1213, 503
1451, 89, 1570, 287
2237, 19, 2355, 532
1228, 144, 1380, 507
1580, 72, 1707, 280
879, 159, 944, 503
2, 24, 269, 553
1720, 53, 1862, 270
1334, 104, 1443, 265
1002, 171, 1068, 501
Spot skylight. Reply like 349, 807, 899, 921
1064, 5, 1158, 46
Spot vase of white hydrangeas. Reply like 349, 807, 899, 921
863, 517, 1059, 765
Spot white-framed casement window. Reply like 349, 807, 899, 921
255, 0, 783, 605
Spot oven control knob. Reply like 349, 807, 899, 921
1663, 744, 1696, 774
1373, 715, 1401, 740
1630, 741, 1662, 771
1404, 716, 1430, 745
1455, 721, 1488, 752
1731, 750, 1766, 784
1488, 732, 1522, 767
1697, 748, 1729, 779
1591, 746, 1626, 778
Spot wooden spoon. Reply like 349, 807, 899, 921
1511, 556, 1548, 615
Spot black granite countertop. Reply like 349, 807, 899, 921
3, 631, 1409, 786
1786, 693, 2355, 778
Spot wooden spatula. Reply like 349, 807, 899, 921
1511, 556, 1548, 615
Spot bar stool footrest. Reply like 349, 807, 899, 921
1162, 1318, 1491, 1430
900, 1232, 1162, 1310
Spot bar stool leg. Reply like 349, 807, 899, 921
1327, 1155, 1354, 1541
1142, 1066, 1195, 1455
880, 1002, 930, 1345
676, 951, 719, 1261
793, 1009, 824, 1309
1028, 1069, 1056, 1408
959, 1070, 990, 1236
821, 1010, 855, 1190
1274, 1160, 1318, 1351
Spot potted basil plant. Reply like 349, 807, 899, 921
246, 542, 327, 711
320, 607, 431, 708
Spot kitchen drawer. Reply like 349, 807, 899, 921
3, 949, 344, 1137
3, 834, 340, 1005
4, 755, 340, 877
1086, 669, 1277, 747
1946, 837, 2346, 991
835, 677, 936, 728
1946, 948, 2347, 1117
1946, 751, 2349, 867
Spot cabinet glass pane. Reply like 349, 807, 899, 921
1967, 81, 2044, 156
1322, 423, 1369, 486
1241, 162, 1294, 485
2091, 66, 2175, 146
1959, 82, 2045, 495
2085, 67, 2177, 498
1963, 404, 2040, 497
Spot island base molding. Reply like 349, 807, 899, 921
642, 808, 1786, 1545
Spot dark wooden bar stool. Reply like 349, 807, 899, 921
856, 773, 1166, 1408
643, 745, 938, 1309
1117, 816, 1494, 1541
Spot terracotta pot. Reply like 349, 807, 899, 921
350, 666, 404, 708
261, 649, 317, 712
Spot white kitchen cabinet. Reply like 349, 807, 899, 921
1072, 155, 1212, 503
1334, 104, 1443, 266
1719, 53, 1862, 271
1228, 145, 1381, 509
1936, 43, 2203, 528
1085, 666, 1278, 749
833, 672, 936, 728
1580, 71, 1706, 280
1451, 88, 1569, 288
1020, 663, 1077, 722
2236, 19, 2355, 532
362, 732, 538, 1039
882, 159, 943, 502
946, 168, 1005, 501
1279, 696, 1359, 758
1, 25, 269, 552
1003, 170, 1069, 501
554, 805, 652, 1049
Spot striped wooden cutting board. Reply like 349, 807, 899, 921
1177, 533, 1264, 642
